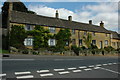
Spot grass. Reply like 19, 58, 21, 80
0, 49, 9, 54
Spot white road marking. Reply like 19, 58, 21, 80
40, 73, 53, 77
3, 59, 34, 61
88, 65, 94, 67
84, 68, 92, 71
96, 64, 102, 66
73, 70, 81, 72
37, 70, 49, 73
100, 67, 120, 74
103, 64, 108, 66
108, 63, 113, 65
94, 67, 101, 69
68, 68, 77, 70
113, 63, 117, 65
54, 69, 65, 71
16, 75, 34, 79
15, 71, 31, 75
58, 71, 70, 74
0, 74, 6, 77
79, 66, 87, 69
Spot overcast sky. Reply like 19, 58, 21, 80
0, 0, 119, 33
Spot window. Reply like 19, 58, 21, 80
92, 40, 96, 45
72, 29, 75, 34
84, 31, 87, 35
48, 39, 56, 46
112, 42, 116, 46
25, 25, 33, 31
92, 32, 95, 36
105, 40, 108, 45
106, 34, 108, 37
24, 38, 33, 46
72, 39, 76, 45
66, 41, 69, 46
49, 27, 55, 33
110, 34, 113, 38
79, 39, 82, 46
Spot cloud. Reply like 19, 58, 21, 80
28, 2, 118, 32
1, 0, 119, 2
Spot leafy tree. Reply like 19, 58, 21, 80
55, 29, 71, 52
10, 25, 27, 48
27, 25, 50, 50
71, 45, 80, 56
83, 33, 92, 49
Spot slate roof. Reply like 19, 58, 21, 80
109, 30, 120, 40
10, 10, 111, 33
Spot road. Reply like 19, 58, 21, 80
1, 54, 120, 80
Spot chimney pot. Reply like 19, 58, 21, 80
100, 21, 104, 27
68, 16, 72, 21
89, 20, 92, 25
55, 10, 59, 18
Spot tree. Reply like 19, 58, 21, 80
83, 33, 92, 49
55, 29, 71, 52
27, 25, 50, 50
10, 25, 27, 49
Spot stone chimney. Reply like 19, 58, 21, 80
100, 21, 104, 27
68, 16, 72, 21
89, 20, 92, 25
55, 10, 59, 18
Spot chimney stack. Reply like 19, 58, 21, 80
100, 21, 104, 27
68, 16, 72, 21
89, 20, 92, 25
55, 10, 59, 18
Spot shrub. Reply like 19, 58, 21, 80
32, 51, 39, 55
22, 49, 29, 54
104, 46, 115, 53
71, 45, 80, 56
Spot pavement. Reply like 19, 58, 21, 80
0, 54, 120, 80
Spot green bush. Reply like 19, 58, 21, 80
71, 45, 80, 56
104, 46, 115, 53
32, 51, 39, 55
22, 49, 29, 54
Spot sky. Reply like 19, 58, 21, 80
0, 0, 119, 33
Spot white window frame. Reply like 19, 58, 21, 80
48, 39, 56, 46
49, 27, 56, 33
24, 37, 33, 46
105, 40, 108, 45
25, 25, 33, 31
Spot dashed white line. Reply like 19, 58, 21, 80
15, 71, 31, 75
79, 66, 87, 69
84, 68, 92, 71
88, 65, 94, 68
68, 68, 77, 70
113, 63, 117, 65
58, 71, 70, 74
0, 74, 6, 77
103, 64, 108, 66
94, 67, 101, 69
108, 63, 113, 65
73, 70, 81, 72
37, 70, 49, 73
54, 69, 65, 71
40, 73, 54, 77
16, 75, 34, 79
96, 64, 102, 67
